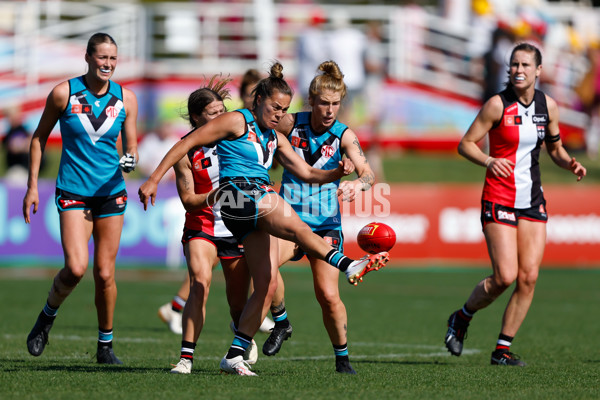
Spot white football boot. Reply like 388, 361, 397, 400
244, 339, 258, 365
158, 303, 183, 335
345, 252, 389, 285
219, 355, 257, 376
258, 317, 275, 333
170, 358, 192, 374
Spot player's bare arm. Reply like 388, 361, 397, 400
122, 87, 139, 160
174, 155, 214, 212
139, 112, 244, 209
274, 131, 351, 183
338, 130, 374, 201
544, 95, 586, 180
459, 95, 514, 178
23, 82, 69, 223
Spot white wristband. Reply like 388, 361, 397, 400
484, 157, 493, 168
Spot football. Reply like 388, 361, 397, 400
357, 222, 396, 254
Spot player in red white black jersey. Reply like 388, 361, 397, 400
445, 43, 586, 366
167, 77, 259, 374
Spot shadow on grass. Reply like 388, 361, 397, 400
0, 360, 168, 374
353, 359, 450, 366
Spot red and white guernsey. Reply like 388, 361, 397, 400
184, 144, 232, 237
482, 88, 550, 209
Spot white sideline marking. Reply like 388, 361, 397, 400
6, 333, 481, 361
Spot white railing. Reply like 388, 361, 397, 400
0, 1, 598, 129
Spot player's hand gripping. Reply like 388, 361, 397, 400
338, 159, 355, 176
119, 153, 137, 173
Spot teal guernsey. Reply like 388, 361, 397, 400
280, 112, 348, 230
56, 76, 126, 196
217, 109, 277, 184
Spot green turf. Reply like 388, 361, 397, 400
1, 267, 599, 399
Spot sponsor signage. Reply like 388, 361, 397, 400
1, 181, 598, 267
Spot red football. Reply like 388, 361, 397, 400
357, 222, 396, 254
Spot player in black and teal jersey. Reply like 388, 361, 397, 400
23, 33, 138, 365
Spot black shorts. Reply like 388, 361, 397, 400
55, 188, 127, 218
481, 200, 548, 229
181, 228, 244, 259
291, 228, 343, 261
217, 177, 275, 242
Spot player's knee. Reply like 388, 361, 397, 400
64, 262, 87, 281
518, 268, 539, 288
49, 270, 80, 300
60, 267, 85, 286
491, 269, 517, 290
190, 278, 210, 300
94, 266, 116, 286
315, 288, 341, 310
266, 277, 278, 299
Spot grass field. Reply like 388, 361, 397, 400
1, 266, 599, 400
4, 147, 599, 184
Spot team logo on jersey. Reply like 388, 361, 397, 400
193, 157, 212, 170
532, 114, 548, 125
321, 145, 335, 158
504, 115, 522, 126
105, 106, 119, 118
247, 131, 258, 143
291, 136, 309, 150
323, 235, 340, 247
71, 104, 92, 115
537, 125, 545, 139
201, 157, 212, 169
267, 139, 277, 153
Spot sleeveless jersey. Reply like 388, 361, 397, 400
217, 109, 277, 183
183, 137, 232, 238
56, 76, 126, 196
280, 112, 347, 230
482, 88, 551, 208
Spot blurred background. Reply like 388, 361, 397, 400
1, 0, 599, 269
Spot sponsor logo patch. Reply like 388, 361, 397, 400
504, 115, 523, 126
115, 195, 127, 206
497, 210, 516, 221
532, 114, 548, 125
324, 235, 340, 247
291, 136, 309, 150
321, 145, 335, 158
105, 106, 119, 118
201, 157, 212, 169
60, 199, 85, 208
71, 104, 92, 115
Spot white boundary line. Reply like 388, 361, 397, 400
5, 334, 481, 361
